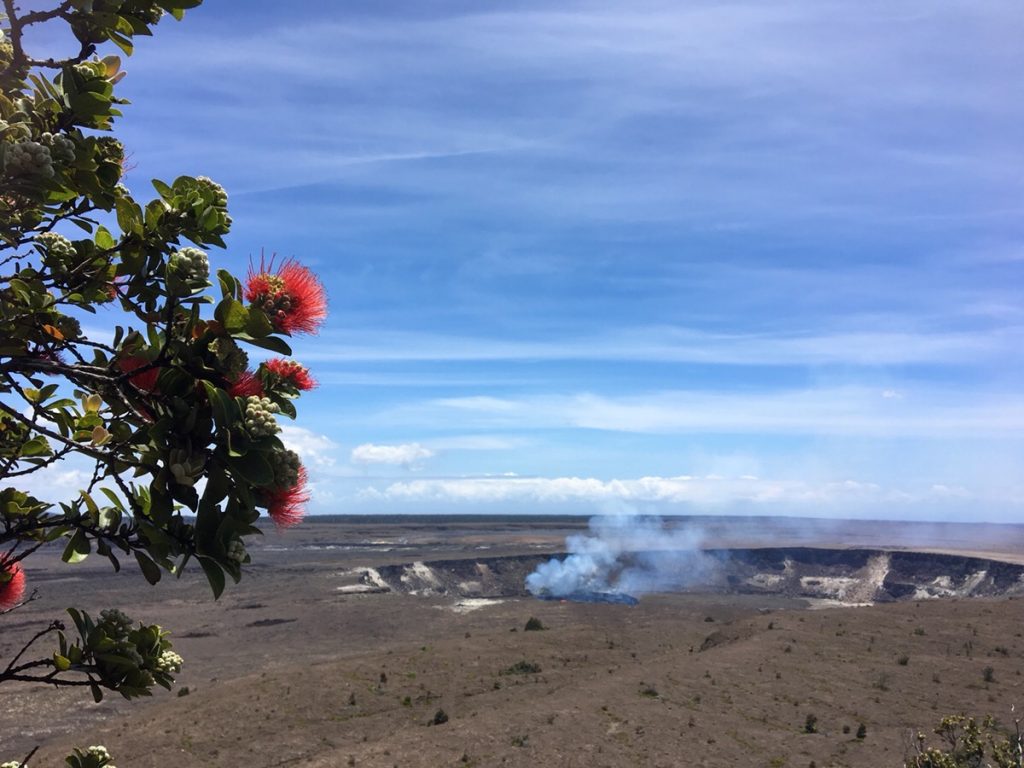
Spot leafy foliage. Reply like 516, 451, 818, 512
906, 714, 1023, 768
0, 1, 326, 763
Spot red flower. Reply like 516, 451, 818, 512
262, 466, 309, 528
228, 369, 264, 398
264, 358, 317, 391
245, 256, 326, 335
0, 559, 25, 610
118, 355, 160, 392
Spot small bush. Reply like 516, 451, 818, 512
804, 713, 818, 733
842, 724, 850, 734
503, 660, 542, 675
897, 654, 910, 666
431, 709, 449, 725
524, 617, 545, 632
982, 666, 995, 683
913, 627, 926, 636
856, 723, 867, 740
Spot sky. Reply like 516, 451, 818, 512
29, 1, 1024, 521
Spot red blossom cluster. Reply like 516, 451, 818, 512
236, 258, 325, 527
262, 465, 310, 528
244, 257, 327, 335
264, 358, 317, 391
0, 559, 25, 610
228, 369, 262, 398
228, 358, 317, 398
117, 355, 160, 391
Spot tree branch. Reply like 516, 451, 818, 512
2, 619, 63, 677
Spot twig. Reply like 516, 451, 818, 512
2, 618, 62, 675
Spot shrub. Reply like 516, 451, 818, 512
524, 617, 545, 631
856, 723, 867, 740
804, 713, 818, 733
503, 660, 542, 675
905, 714, 1023, 768
983, 666, 996, 683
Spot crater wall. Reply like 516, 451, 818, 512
366, 547, 1024, 604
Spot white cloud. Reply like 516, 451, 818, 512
280, 425, 339, 469
359, 474, 989, 507
350, 442, 435, 468
425, 435, 526, 451
292, 325, 1022, 367
381, 386, 1024, 438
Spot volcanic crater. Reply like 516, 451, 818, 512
368, 547, 1024, 604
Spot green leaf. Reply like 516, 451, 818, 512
198, 557, 226, 599
245, 305, 274, 338
115, 196, 143, 234
95, 226, 116, 250
202, 463, 230, 506
201, 381, 234, 429
61, 529, 90, 564
53, 653, 71, 672
228, 451, 274, 486
134, 548, 161, 585
214, 298, 249, 333
80, 491, 100, 518
95, 652, 142, 671
21, 436, 52, 457
99, 487, 126, 512
151, 178, 173, 199
69, 91, 112, 117
235, 333, 292, 356
134, 551, 162, 585
108, 30, 134, 56
217, 268, 238, 300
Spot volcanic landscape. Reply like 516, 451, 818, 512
3, 515, 1024, 767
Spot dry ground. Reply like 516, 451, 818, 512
2, 518, 1023, 767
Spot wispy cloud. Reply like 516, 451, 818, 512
294, 325, 1022, 367
350, 442, 435, 468
359, 473, 1001, 509
384, 387, 1024, 438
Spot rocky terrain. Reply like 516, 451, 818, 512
3, 516, 1024, 768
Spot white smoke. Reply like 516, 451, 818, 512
525, 512, 716, 597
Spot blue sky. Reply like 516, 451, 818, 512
35, 1, 1024, 520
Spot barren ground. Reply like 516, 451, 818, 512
3, 515, 1024, 767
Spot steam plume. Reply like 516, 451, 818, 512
525, 512, 716, 597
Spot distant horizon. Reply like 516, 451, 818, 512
292, 511, 1024, 528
